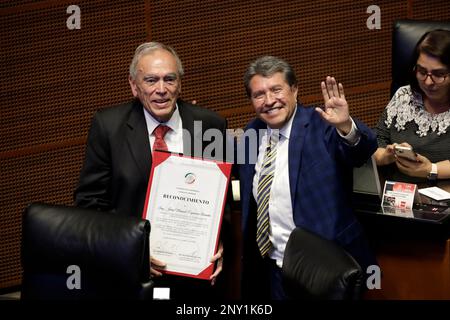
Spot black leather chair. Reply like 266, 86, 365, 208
21, 203, 153, 300
282, 227, 363, 300
391, 19, 450, 96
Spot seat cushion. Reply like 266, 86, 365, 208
21, 203, 151, 299
282, 227, 363, 300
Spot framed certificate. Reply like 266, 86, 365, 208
142, 151, 232, 280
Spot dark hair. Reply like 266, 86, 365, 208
409, 29, 450, 94
244, 55, 298, 97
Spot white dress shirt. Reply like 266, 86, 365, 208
252, 107, 359, 267
143, 104, 184, 269
143, 104, 184, 154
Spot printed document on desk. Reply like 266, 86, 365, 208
382, 180, 417, 209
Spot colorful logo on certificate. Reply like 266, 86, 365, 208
184, 173, 196, 184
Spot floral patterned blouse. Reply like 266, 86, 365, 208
375, 85, 450, 182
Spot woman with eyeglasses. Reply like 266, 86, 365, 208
374, 29, 450, 183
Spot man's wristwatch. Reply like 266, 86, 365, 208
427, 163, 438, 182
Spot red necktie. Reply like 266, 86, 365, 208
152, 125, 171, 152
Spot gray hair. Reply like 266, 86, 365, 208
129, 42, 184, 79
244, 55, 298, 97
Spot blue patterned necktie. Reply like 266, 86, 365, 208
256, 133, 278, 257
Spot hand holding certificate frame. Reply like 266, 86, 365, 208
142, 151, 231, 280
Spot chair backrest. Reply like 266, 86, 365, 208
391, 19, 450, 96
21, 203, 152, 300
282, 227, 363, 300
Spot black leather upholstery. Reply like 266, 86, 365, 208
21, 203, 152, 299
391, 19, 450, 96
282, 227, 363, 300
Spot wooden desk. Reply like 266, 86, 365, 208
355, 180, 450, 300
365, 237, 450, 299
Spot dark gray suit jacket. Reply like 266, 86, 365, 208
74, 99, 227, 218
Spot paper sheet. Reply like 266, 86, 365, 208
419, 187, 450, 201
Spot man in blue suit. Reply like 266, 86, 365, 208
239, 56, 377, 299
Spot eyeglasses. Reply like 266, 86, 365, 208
414, 65, 449, 84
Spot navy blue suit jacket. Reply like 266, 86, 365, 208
239, 104, 377, 271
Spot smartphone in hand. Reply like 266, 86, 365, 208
394, 145, 417, 161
